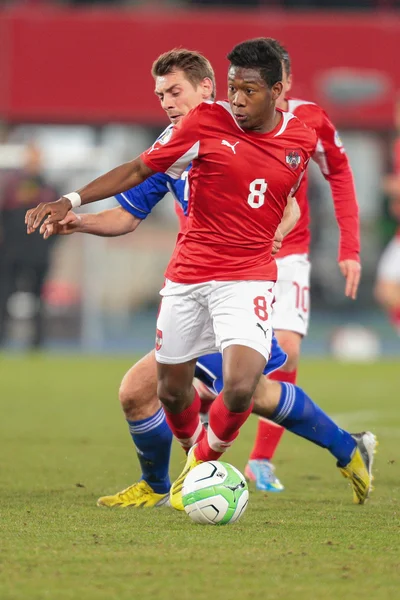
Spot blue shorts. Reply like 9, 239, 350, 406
194, 334, 287, 396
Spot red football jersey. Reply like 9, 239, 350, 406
174, 201, 187, 233
277, 98, 360, 263
142, 101, 316, 284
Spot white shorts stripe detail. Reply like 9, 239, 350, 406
195, 361, 218, 381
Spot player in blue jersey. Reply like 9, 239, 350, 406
38, 47, 376, 508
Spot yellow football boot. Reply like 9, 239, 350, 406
338, 431, 377, 504
97, 480, 169, 508
170, 446, 203, 511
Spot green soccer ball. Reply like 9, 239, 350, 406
182, 461, 249, 525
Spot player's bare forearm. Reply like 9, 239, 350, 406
272, 197, 299, 255
279, 195, 300, 237
26, 157, 154, 233
40, 207, 141, 239
79, 207, 141, 237
76, 159, 153, 205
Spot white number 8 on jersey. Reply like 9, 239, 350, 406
247, 178, 268, 209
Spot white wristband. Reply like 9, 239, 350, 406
63, 192, 82, 209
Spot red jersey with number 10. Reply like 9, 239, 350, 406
278, 98, 360, 262
141, 101, 317, 284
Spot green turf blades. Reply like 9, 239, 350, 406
1, 356, 398, 600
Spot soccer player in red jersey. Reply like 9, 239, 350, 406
26, 39, 376, 510
39, 48, 299, 509
245, 40, 362, 492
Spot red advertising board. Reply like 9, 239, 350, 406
0, 7, 399, 128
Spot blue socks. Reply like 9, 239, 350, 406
127, 407, 172, 494
271, 383, 356, 467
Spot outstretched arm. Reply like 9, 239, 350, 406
27, 104, 202, 236
26, 157, 154, 234
40, 169, 176, 240
40, 206, 141, 239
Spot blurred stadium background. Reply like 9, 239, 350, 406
0, 0, 399, 359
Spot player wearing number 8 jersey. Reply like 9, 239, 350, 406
26, 39, 376, 510
148, 101, 314, 382
152, 100, 312, 285
147, 97, 314, 365
245, 39, 362, 491
136, 41, 374, 509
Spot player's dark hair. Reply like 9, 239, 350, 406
264, 38, 291, 77
227, 38, 282, 88
152, 49, 216, 99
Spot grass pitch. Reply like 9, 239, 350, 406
1, 355, 399, 600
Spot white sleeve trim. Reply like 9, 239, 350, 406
287, 98, 316, 112
313, 138, 330, 175
165, 141, 200, 179
273, 112, 295, 137
119, 192, 148, 214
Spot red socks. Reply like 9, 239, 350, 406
268, 368, 297, 387
195, 392, 253, 462
164, 366, 297, 463
164, 389, 204, 451
249, 420, 285, 461
249, 368, 297, 461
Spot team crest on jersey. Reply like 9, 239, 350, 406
285, 149, 301, 170
158, 127, 173, 146
155, 329, 163, 351
334, 130, 343, 148
148, 127, 173, 154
